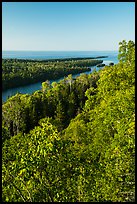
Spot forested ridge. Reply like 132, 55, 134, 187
2, 57, 103, 91
2, 40, 135, 202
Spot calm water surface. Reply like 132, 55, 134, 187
2, 50, 118, 60
2, 51, 118, 102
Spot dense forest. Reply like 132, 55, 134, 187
2, 57, 103, 90
2, 40, 135, 202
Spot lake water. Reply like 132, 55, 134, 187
2, 51, 119, 102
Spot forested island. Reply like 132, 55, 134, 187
2, 40, 135, 202
2, 57, 104, 91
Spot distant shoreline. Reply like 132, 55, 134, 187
2, 56, 108, 62
2, 58, 103, 92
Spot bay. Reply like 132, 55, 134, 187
2, 51, 119, 102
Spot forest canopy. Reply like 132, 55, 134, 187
2, 40, 135, 202
2, 57, 103, 90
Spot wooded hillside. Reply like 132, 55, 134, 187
2, 40, 135, 202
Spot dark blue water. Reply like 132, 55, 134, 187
2, 51, 119, 102
2, 50, 118, 60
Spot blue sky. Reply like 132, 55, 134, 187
2, 2, 135, 51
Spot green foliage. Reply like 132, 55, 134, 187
42, 80, 50, 92
2, 40, 135, 201
63, 40, 135, 201
2, 58, 103, 90
2, 70, 98, 140
2, 118, 59, 201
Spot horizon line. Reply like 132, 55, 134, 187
2, 50, 118, 52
